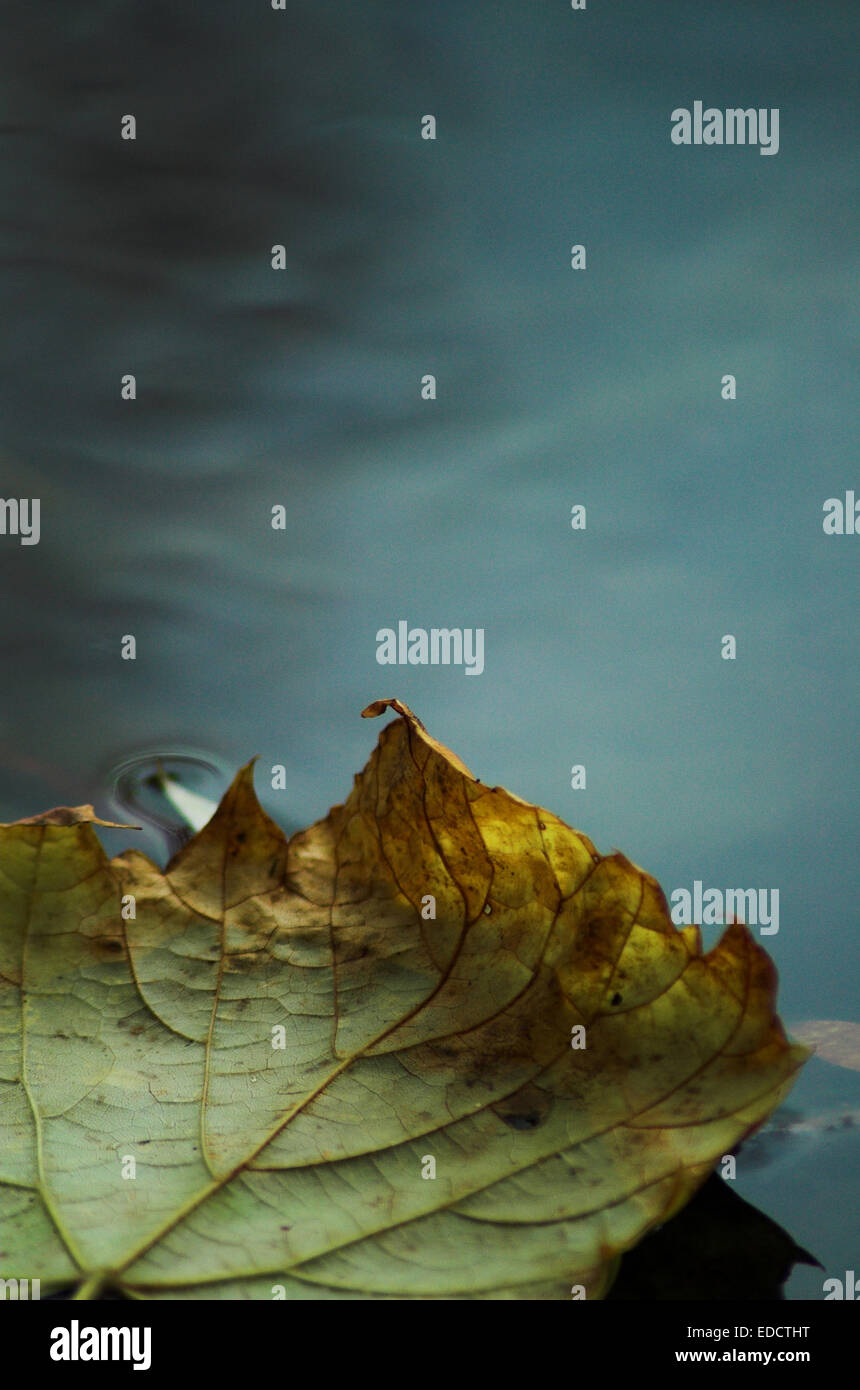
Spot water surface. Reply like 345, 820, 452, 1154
0, 0, 856, 1298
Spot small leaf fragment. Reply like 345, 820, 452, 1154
790, 1020, 860, 1072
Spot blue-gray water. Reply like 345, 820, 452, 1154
0, 0, 856, 1298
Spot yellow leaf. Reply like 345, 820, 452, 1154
0, 700, 808, 1298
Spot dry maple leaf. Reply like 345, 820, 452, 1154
0, 699, 808, 1299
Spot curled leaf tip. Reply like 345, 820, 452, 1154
361, 698, 475, 778
361, 697, 423, 726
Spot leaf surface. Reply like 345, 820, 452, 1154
789, 1020, 860, 1072
0, 700, 808, 1298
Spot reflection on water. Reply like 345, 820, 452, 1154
739, 1105, 860, 1173
107, 751, 230, 860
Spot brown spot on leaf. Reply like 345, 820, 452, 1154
492, 1081, 553, 1131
